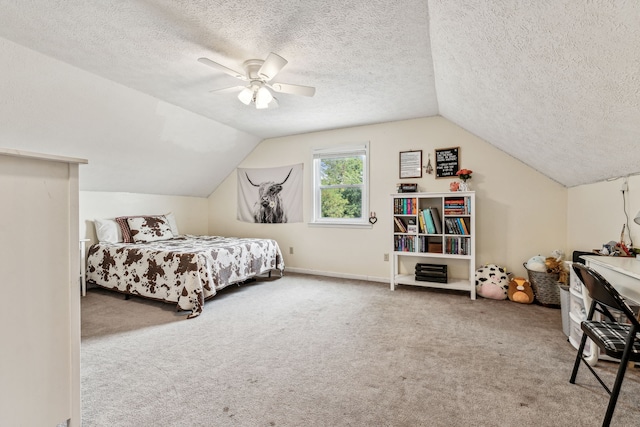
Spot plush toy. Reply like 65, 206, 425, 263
526, 255, 547, 272
544, 257, 569, 285
508, 277, 534, 304
475, 264, 510, 300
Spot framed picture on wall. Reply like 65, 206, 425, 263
435, 147, 459, 178
399, 150, 422, 179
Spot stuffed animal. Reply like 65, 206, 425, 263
526, 255, 547, 272
544, 257, 569, 285
475, 264, 510, 300
508, 277, 534, 304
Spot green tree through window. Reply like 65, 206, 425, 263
313, 144, 368, 225
320, 157, 363, 218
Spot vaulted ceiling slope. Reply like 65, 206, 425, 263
0, 0, 638, 195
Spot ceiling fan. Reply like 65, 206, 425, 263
198, 52, 316, 109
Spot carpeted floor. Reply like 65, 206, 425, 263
81, 273, 640, 426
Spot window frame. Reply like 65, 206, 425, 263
310, 143, 370, 228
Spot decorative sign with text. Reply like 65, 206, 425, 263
435, 147, 459, 178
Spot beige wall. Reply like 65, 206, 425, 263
208, 116, 567, 281
568, 175, 640, 254
80, 191, 209, 246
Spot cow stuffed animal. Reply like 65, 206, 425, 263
475, 264, 510, 300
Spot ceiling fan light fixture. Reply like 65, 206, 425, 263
237, 87, 253, 105
255, 86, 273, 105
200, 52, 314, 109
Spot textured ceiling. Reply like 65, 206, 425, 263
0, 0, 639, 191
430, 0, 640, 187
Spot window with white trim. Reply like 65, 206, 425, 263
311, 143, 369, 227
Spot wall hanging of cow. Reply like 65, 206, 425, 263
237, 163, 303, 223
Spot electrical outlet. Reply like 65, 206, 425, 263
384, 253, 389, 261
289, 247, 294, 255
622, 177, 629, 192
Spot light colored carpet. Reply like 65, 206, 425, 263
81, 273, 640, 426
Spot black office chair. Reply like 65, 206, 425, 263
570, 263, 640, 426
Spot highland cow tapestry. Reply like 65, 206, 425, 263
237, 163, 303, 223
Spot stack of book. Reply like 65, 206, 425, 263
415, 263, 448, 283
444, 197, 470, 215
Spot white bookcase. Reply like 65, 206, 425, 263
390, 191, 476, 299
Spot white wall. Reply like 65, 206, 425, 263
568, 175, 640, 254
0, 37, 260, 198
208, 116, 567, 281
80, 191, 208, 247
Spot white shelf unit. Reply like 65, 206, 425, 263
568, 270, 593, 359
390, 191, 476, 299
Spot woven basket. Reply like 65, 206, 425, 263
523, 263, 561, 308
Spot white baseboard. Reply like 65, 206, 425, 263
284, 267, 388, 284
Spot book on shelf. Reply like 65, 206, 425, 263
398, 197, 417, 215
443, 217, 470, 235
444, 197, 469, 215
394, 217, 407, 233
445, 236, 470, 255
407, 218, 418, 233
394, 198, 416, 215
422, 209, 435, 234
458, 217, 469, 234
394, 235, 415, 252
430, 207, 443, 234
418, 211, 426, 233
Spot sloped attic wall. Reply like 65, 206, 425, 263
208, 116, 567, 281
568, 176, 640, 253
0, 37, 261, 198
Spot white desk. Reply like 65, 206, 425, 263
582, 255, 640, 305
579, 255, 640, 365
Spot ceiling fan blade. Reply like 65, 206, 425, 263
258, 52, 288, 81
270, 82, 316, 97
198, 57, 246, 80
209, 85, 246, 94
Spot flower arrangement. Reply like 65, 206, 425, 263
456, 168, 473, 182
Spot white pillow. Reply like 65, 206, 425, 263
127, 216, 174, 243
164, 212, 179, 236
94, 218, 123, 243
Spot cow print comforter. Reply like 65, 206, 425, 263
86, 235, 284, 318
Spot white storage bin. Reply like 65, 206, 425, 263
569, 313, 591, 356
569, 291, 586, 318
569, 265, 583, 294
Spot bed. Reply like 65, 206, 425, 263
86, 234, 284, 318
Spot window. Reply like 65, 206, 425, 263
311, 143, 369, 227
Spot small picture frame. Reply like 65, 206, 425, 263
435, 147, 460, 178
399, 150, 422, 179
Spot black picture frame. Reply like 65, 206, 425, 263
435, 147, 459, 178
399, 150, 422, 179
